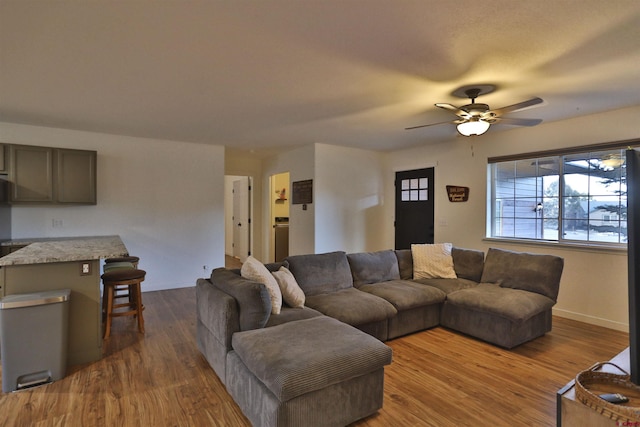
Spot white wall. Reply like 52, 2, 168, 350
384, 105, 640, 331
314, 143, 386, 253
0, 122, 225, 291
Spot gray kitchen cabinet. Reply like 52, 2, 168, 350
0, 144, 7, 173
8, 144, 97, 205
56, 148, 97, 204
9, 144, 55, 203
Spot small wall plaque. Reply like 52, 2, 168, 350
292, 179, 313, 205
446, 185, 469, 202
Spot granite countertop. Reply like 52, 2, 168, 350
0, 235, 129, 266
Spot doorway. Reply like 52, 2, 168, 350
270, 172, 290, 262
224, 175, 252, 263
394, 167, 435, 249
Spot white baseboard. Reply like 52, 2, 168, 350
553, 308, 629, 332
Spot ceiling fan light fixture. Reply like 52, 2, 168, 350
457, 118, 490, 136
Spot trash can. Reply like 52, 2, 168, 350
0, 289, 71, 392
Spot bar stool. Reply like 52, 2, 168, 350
103, 256, 140, 312
101, 268, 146, 339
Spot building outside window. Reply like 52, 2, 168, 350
487, 144, 636, 247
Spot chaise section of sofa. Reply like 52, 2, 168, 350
440, 247, 564, 348
226, 316, 392, 427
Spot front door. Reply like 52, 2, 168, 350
394, 167, 435, 249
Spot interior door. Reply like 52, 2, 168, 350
395, 167, 435, 249
233, 177, 251, 262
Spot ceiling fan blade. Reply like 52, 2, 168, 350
491, 97, 543, 116
493, 117, 543, 127
435, 103, 470, 118
405, 119, 459, 130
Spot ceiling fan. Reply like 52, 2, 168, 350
406, 84, 543, 136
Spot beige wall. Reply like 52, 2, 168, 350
314, 143, 387, 254
384, 105, 640, 331
262, 145, 315, 258
225, 149, 264, 261
0, 122, 226, 291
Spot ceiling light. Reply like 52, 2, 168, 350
601, 154, 624, 169
456, 119, 491, 136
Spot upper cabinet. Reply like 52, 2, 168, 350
56, 148, 97, 204
8, 144, 97, 205
0, 144, 7, 174
9, 145, 55, 203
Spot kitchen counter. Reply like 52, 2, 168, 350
0, 235, 130, 365
0, 235, 128, 266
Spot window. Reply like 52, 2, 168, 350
400, 177, 428, 201
488, 143, 635, 246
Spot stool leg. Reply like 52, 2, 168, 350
135, 281, 145, 334
104, 284, 114, 339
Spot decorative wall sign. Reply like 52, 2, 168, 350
292, 179, 313, 205
446, 185, 469, 202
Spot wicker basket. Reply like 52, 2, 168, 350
574, 362, 640, 422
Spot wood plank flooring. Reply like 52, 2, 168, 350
0, 287, 629, 427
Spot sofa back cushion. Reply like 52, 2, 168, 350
347, 250, 401, 287
480, 248, 564, 301
452, 247, 485, 282
395, 247, 484, 281
210, 268, 271, 331
395, 249, 413, 280
285, 251, 353, 296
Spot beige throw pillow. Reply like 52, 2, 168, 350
272, 266, 305, 308
411, 243, 457, 279
241, 256, 282, 315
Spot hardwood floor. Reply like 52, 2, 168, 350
0, 287, 629, 427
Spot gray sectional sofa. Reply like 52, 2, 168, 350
196, 246, 564, 427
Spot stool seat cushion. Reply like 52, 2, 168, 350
102, 268, 146, 281
231, 316, 392, 402
105, 256, 140, 264
103, 261, 135, 272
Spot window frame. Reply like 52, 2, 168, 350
486, 139, 638, 250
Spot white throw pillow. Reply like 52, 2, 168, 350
411, 243, 457, 279
272, 266, 305, 308
241, 256, 282, 315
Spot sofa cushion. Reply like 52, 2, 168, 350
305, 288, 397, 326
412, 243, 457, 279
241, 256, 283, 315
481, 248, 564, 301
445, 283, 556, 322
272, 266, 305, 308
412, 277, 478, 295
264, 306, 324, 328
359, 279, 446, 310
451, 247, 485, 282
285, 251, 354, 296
347, 250, 401, 287
231, 316, 392, 402
395, 249, 413, 280
210, 268, 271, 331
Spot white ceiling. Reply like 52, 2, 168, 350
1, 1, 639, 155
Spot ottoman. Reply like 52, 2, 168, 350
226, 316, 393, 427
